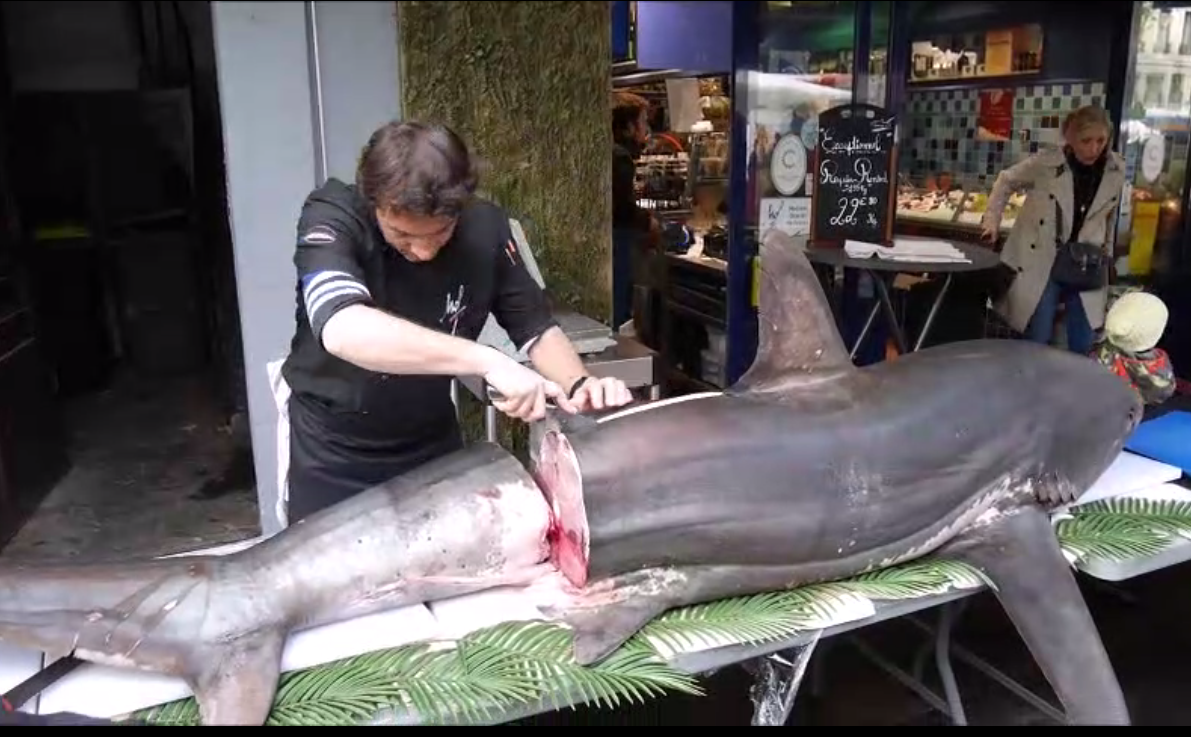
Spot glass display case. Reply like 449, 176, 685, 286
894, 175, 1024, 237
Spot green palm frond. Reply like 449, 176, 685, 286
839, 558, 993, 599
459, 620, 701, 714
635, 590, 835, 658
132, 698, 201, 726
1057, 515, 1176, 562
1073, 497, 1191, 537
129, 620, 699, 727
634, 558, 987, 659
1057, 497, 1191, 564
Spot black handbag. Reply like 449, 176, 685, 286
1051, 200, 1106, 292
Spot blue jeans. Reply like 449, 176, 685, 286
1025, 279, 1095, 354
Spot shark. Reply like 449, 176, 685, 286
0, 231, 1140, 726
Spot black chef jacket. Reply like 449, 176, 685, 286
280, 178, 558, 521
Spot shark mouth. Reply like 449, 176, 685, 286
532, 430, 590, 589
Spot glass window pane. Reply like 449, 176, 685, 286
744, 1, 858, 243
1116, 1, 1191, 282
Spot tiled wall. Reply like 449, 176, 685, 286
900, 81, 1106, 190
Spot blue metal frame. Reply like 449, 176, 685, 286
724, 1, 899, 383
724, 0, 760, 386
852, 1, 872, 102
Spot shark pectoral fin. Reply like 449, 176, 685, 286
937, 507, 1130, 726
187, 628, 286, 726
566, 596, 673, 666
550, 569, 688, 666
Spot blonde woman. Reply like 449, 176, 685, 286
981, 106, 1126, 353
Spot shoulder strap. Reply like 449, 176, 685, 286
1054, 197, 1064, 245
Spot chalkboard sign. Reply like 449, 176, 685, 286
810, 103, 898, 248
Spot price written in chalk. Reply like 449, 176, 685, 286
829, 195, 882, 227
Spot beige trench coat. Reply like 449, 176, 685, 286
985, 147, 1126, 334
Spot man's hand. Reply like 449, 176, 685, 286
483, 354, 576, 422
569, 376, 634, 413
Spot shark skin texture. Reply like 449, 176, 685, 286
0, 231, 1141, 726
528, 231, 1139, 726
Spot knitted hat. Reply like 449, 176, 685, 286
1105, 291, 1169, 353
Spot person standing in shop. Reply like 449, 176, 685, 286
981, 105, 1126, 354
611, 91, 660, 330
276, 120, 633, 523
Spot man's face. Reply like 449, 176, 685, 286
376, 208, 457, 262
633, 110, 651, 145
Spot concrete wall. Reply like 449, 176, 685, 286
210, 1, 401, 536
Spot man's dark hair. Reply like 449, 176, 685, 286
611, 91, 649, 138
356, 121, 478, 218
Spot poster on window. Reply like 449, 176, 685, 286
977, 88, 1014, 141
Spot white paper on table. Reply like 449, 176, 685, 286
1061, 451, 1184, 513
30, 603, 443, 720
843, 238, 972, 263
428, 586, 548, 641
0, 642, 45, 714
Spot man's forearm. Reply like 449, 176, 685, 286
322, 304, 500, 376
526, 325, 589, 391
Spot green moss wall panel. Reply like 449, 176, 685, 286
398, 0, 612, 323
397, 1, 612, 453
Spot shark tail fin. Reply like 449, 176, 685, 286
732, 230, 854, 395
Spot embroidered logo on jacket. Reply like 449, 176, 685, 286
440, 285, 468, 336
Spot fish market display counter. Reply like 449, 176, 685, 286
657, 249, 728, 392
2, 448, 1189, 727
894, 183, 1020, 247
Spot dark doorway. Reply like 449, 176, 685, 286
0, 1, 260, 563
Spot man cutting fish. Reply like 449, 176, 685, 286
279, 120, 632, 522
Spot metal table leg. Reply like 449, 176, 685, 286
871, 273, 908, 355
905, 601, 1068, 725
849, 270, 957, 358
744, 634, 822, 726
850, 299, 882, 360
913, 273, 954, 352
933, 602, 968, 725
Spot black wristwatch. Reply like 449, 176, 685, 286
567, 375, 591, 399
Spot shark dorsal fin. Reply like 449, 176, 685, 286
731, 229, 854, 394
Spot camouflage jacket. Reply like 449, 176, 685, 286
1091, 340, 1177, 406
